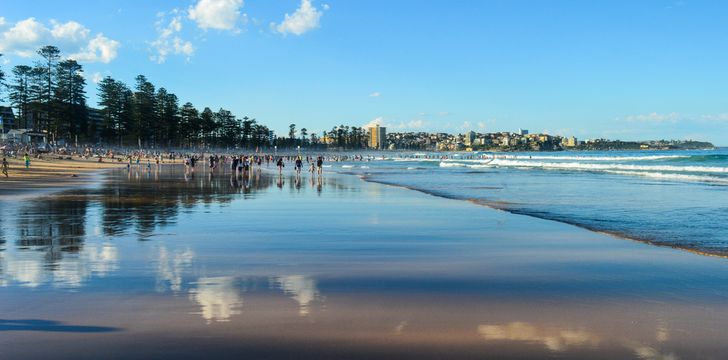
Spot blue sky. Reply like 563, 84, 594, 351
1, 0, 727, 144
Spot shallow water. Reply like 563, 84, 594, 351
1, 165, 728, 359
333, 148, 728, 256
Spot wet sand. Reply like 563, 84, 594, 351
1, 166, 727, 359
0, 157, 125, 198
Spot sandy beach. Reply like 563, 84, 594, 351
0, 156, 126, 198
1, 165, 727, 359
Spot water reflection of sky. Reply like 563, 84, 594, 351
1, 166, 728, 358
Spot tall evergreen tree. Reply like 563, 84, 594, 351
289, 123, 296, 147
200, 107, 216, 147
0, 54, 5, 102
55, 59, 87, 141
132, 75, 157, 147
37, 45, 61, 137
9, 65, 32, 129
98, 76, 133, 146
179, 102, 200, 147
155, 88, 179, 147
28, 66, 46, 132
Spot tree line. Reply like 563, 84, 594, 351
0, 45, 376, 150
0, 46, 89, 143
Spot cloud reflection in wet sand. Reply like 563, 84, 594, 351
155, 245, 194, 293
479, 321, 679, 359
0, 242, 118, 288
274, 275, 321, 316
189, 276, 242, 324
478, 322, 600, 351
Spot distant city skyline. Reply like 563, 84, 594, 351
1, 0, 727, 145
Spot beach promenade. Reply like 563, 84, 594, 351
1, 166, 727, 359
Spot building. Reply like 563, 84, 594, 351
0, 106, 16, 133
563, 136, 578, 147
368, 125, 387, 150
463, 131, 475, 146
518, 128, 529, 136
87, 107, 103, 142
321, 135, 336, 145
500, 135, 511, 146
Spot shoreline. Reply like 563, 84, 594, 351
6, 158, 725, 261
357, 173, 728, 260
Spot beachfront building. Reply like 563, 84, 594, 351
562, 136, 578, 147
464, 131, 475, 146
518, 128, 529, 135
87, 107, 103, 142
0, 106, 16, 133
368, 125, 387, 150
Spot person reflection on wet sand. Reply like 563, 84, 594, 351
294, 174, 301, 190
277, 174, 285, 189
230, 175, 239, 190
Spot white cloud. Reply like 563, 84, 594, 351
91, 72, 103, 84
271, 0, 324, 36
0, 17, 8, 27
70, 33, 120, 64
362, 116, 426, 130
188, 0, 244, 31
699, 113, 728, 123
50, 20, 89, 42
623, 112, 728, 124
369, 91, 381, 97
363, 116, 385, 129
625, 112, 680, 123
150, 13, 194, 63
0, 17, 120, 63
396, 119, 425, 130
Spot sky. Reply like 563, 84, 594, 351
1, 0, 727, 144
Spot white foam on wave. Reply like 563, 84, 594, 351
505, 154, 689, 161
393, 158, 440, 162
604, 170, 728, 185
341, 165, 354, 168
439, 160, 728, 184
439, 162, 468, 168
483, 159, 728, 174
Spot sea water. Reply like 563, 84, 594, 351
334, 148, 728, 256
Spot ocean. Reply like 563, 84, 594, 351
333, 148, 728, 256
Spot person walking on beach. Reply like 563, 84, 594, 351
231, 156, 239, 175
276, 157, 285, 174
2, 157, 9, 178
23, 153, 30, 169
295, 156, 303, 175
316, 156, 323, 175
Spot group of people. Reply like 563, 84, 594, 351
281, 155, 324, 175
137, 153, 330, 179
1, 153, 33, 178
